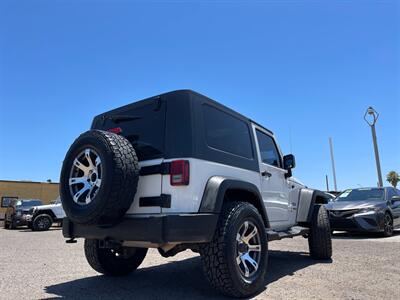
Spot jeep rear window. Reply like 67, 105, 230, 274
203, 104, 253, 159
93, 100, 166, 161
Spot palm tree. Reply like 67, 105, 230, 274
386, 171, 400, 188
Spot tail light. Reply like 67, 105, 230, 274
107, 127, 122, 134
170, 160, 190, 186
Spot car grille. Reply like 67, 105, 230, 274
329, 209, 359, 218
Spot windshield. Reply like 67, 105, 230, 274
334, 188, 384, 202
17, 200, 43, 207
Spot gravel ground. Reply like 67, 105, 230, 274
0, 227, 399, 300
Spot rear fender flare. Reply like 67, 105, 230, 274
199, 176, 270, 228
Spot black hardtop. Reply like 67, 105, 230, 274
91, 90, 275, 172
94, 89, 273, 135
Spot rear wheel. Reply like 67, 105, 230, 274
200, 202, 268, 298
32, 214, 53, 231
84, 239, 148, 276
382, 213, 393, 237
308, 205, 332, 259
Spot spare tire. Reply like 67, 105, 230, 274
60, 130, 140, 225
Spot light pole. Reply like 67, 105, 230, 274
364, 106, 383, 187
329, 137, 338, 191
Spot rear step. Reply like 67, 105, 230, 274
266, 226, 309, 241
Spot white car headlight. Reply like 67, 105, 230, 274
359, 207, 378, 213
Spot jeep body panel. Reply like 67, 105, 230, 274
160, 158, 260, 214
64, 89, 323, 245
32, 203, 66, 220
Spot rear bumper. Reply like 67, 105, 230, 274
62, 213, 219, 244
329, 211, 384, 232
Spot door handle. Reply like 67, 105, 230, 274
261, 171, 272, 178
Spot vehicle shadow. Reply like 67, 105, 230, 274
332, 229, 400, 240
44, 250, 330, 299
18, 227, 61, 232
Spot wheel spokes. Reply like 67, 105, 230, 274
73, 183, 91, 203
248, 244, 261, 252
85, 149, 95, 169
69, 176, 88, 185
242, 226, 258, 244
73, 158, 89, 174
242, 253, 258, 270
236, 220, 262, 278
69, 148, 102, 205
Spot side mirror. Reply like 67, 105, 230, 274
283, 154, 296, 178
391, 195, 400, 203
283, 154, 296, 170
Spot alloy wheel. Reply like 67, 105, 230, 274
37, 217, 50, 230
69, 148, 102, 205
236, 220, 262, 280
384, 214, 393, 236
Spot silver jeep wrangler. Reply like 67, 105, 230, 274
60, 90, 332, 298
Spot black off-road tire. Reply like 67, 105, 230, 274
9, 219, 17, 229
60, 130, 140, 225
308, 205, 332, 260
200, 202, 268, 298
4, 221, 9, 229
32, 214, 53, 231
84, 239, 148, 276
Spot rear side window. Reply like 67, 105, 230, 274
203, 104, 253, 159
256, 130, 281, 167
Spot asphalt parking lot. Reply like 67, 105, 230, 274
0, 227, 399, 300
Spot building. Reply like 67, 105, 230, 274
0, 180, 59, 221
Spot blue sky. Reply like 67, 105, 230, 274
0, 0, 399, 191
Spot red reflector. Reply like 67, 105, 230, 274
170, 160, 190, 186
107, 127, 122, 134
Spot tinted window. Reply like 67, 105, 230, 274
203, 104, 253, 159
94, 101, 166, 161
387, 188, 397, 200
256, 130, 281, 167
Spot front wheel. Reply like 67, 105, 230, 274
84, 239, 148, 276
9, 219, 17, 229
200, 202, 268, 298
308, 205, 332, 260
32, 215, 53, 231
382, 213, 393, 237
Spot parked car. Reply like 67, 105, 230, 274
4, 199, 43, 229
26, 197, 66, 231
59, 90, 332, 298
326, 187, 400, 236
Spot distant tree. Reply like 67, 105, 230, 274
386, 171, 400, 188
47, 179, 52, 183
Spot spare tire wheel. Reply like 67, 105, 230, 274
60, 130, 140, 225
